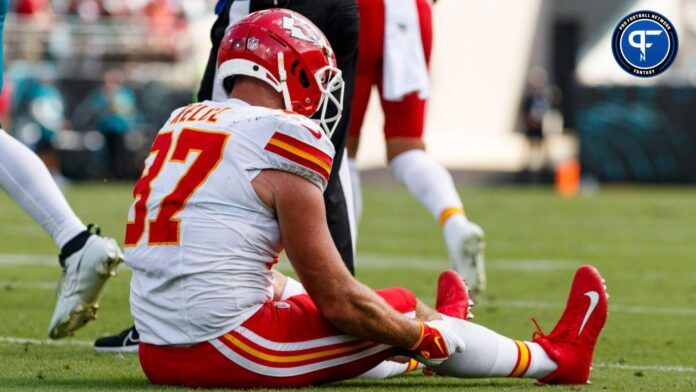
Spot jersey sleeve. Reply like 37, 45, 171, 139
261, 115, 336, 191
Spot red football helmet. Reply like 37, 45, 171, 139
216, 9, 344, 136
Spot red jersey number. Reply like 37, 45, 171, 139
124, 128, 228, 247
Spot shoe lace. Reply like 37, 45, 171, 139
531, 317, 547, 339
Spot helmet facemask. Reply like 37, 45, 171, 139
277, 52, 344, 137
313, 66, 344, 137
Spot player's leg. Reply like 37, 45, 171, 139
346, 0, 383, 227
138, 287, 418, 389
432, 318, 558, 379
386, 139, 487, 292
321, 0, 361, 271
322, 175, 355, 273
139, 267, 606, 387
346, 64, 374, 225
380, 0, 486, 292
431, 275, 556, 381
0, 130, 123, 338
358, 359, 420, 378
240, 273, 554, 383
430, 266, 608, 384
337, 154, 358, 260
276, 273, 422, 380
0, 129, 86, 249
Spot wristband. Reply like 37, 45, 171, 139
410, 322, 449, 360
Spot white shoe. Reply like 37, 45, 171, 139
446, 220, 486, 295
48, 229, 124, 339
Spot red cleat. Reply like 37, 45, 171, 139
533, 265, 609, 384
435, 270, 473, 320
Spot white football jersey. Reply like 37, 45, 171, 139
125, 99, 335, 345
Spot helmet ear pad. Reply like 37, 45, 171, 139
285, 59, 322, 115
290, 60, 311, 89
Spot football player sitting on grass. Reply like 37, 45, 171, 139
125, 10, 608, 388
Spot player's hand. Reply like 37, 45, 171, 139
410, 318, 465, 366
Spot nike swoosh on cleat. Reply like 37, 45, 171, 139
578, 291, 600, 337
124, 331, 139, 346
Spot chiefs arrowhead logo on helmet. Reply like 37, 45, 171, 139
215, 9, 344, 137
281, 15, 329, 48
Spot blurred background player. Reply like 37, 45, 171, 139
75, 68, 138, 180
347, 0, 486, 292
94, 0, 361, 352
0, 0, 123, 339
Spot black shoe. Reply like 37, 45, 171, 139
94, 325, 139, 353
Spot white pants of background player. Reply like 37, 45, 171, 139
0, 130, 86, 249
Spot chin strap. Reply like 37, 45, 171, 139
277, 52, 293, 111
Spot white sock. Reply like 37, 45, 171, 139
359, 359, 418, 379
347, 158, 362, 228
442, 213, 469, 271
431, 319, 557, 379
390, 149, 473, 273
0, 130, 86, 249
389, 150, 464, 222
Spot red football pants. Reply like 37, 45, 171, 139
139, 287, 417, 389
349, 0, 433, 140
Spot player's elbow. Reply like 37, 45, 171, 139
315, 290, 369, 329
316, 296, 354, 325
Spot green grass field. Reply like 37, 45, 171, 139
1, 182, 695, 391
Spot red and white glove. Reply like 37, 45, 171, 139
410, 318, 465, 366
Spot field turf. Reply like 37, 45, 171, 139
0, 182, 695, 391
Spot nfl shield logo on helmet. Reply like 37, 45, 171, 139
247, 37, 259, 50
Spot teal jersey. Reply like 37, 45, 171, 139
0, 0, 7, 89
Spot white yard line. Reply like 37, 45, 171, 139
0, 253, 56, 266
0, 336, 93, 347
594, 363, 696, 373
1, 252, 577, 272
0, 280, 55, 290
357, 254, 578, 271
480, 299, 696, 316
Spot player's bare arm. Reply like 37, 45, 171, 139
253, 169, 427, 348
